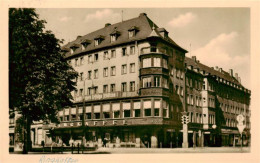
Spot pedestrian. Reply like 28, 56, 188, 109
103, 138, 107, 147
41, 140, 45, 152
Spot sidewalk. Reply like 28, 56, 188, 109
96, 147, 250, 153
10, 147, 250, 154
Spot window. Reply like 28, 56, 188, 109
162, 58, 167, 69
94, 54, 99, 62
94, 113, 100, 119
103, 85, 108, 93
154, 76, 161, 87
114, 111, 120, 118
80, 72, 83, 81
176, 69, 180, 78
190, 95, 194, 105
111, 66, 116, 76
79, 89, 83, 96
88, 87, 92, 95
93, 86, 98, 94
64, 115, 70, 121
104, 51, 109, 60
130, 81, 135, 92
180, 86, 183, 96
88, 71, 92, 80
88, 55, 93, 63
71, 115, 76, 121
133, 101, 141, 117
103, 67, 108, 77
129, 30, 135, 38
111, 84, 116, 92
122, 64, 127, 74
154, 100, 160, 117
130, 46, 135, 55
163, 100, 168, 118
123, 102, 131, 118
143, 77, 152, 88
130, 63, 135, 73
180, 71, 184, 79
143, 58, 151, 68
103, 112, 110, 119
94, 69, 98, 79
75, 58, 78, 67
144, 100, 152, 117
154, 57, 161, 67
80, 57, 84, 65
162, 77, 168, 88
124, 110, 130, 117
94, 39, 102, 46
175, 85, 179, 95
121, 82, 127, 92
122, 47, 127, 56
103, 104, 110, 119
111, 50, 116, 58
111, 35, 116, 42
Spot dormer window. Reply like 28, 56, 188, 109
157, 28, 169, 38
94, 35, 104, 46
110, 29, 120, 43
61, 47, 70, 53
128, 26, 139, 38
70, 44, 80, 54
81, 39, 91, 50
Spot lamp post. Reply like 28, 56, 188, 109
81, 77, 88, 146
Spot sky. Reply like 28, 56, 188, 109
36, 8, 250, 89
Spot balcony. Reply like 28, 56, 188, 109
74, 91, 138, 103
140, 46, 169, 56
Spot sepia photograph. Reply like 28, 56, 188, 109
2, 1, 260, 163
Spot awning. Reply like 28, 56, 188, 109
123, 102, 130, 110
103, 104, 110, 112
85, 106, 91, 113
112, 103, 120, 111
94, 105, 101, 113
134, 102, 140, 109
144, 100, 151, 109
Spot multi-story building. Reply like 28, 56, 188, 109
10, 13, 251, 149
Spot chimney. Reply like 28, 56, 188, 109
77, 35, 82, 39
219, 68, 222, 72
139, 13, 147, 17
238, 77, 241, 83
215, 66, 219, 71
192, 56, 197, 62
235, 73, 238, 80
229, 69, 233, 77
105, 23, 111, 27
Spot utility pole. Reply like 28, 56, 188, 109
182, 66, 189, 148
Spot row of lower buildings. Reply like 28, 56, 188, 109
9, 13, 251, 149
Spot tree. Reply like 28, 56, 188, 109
9, 8, 78, 153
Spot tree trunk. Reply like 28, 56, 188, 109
22, 115, 32, 154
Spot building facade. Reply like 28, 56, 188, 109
10, 13, 251, 148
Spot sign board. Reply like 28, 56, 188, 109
237, 124, 246, 135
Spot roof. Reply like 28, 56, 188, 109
185, 57, 243, 87
62, 13, 187, 58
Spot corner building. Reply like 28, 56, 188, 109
41, 13, 250, 148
